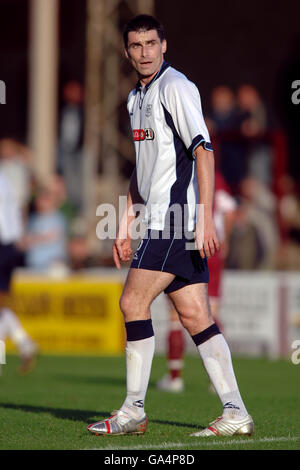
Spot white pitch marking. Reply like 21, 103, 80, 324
88, 435, 300, 450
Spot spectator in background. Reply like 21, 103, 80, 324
68, 234, 91, 271
237, 85, 271, 185
58, 81, 84, 213
68, 217, 94, 271
226, 177, 278, 270
42, 176, 96, 272
225, 201, 263, 270
47, 173, 77, 224
277, 174, 300, 269
206, 86, 247, 193
237, 85, 267, 137
23, 186, 68, 276
0, 138, 33, 213
206, 86, 240, 135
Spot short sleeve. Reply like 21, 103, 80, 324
160, 78, 213, 156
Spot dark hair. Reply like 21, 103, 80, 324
123, 14, 166, 50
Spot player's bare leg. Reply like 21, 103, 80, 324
168, 283, 214, 334
167, 283, 254, 437
88, 268, 175, 436
119, 268, 175, 322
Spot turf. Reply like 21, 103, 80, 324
0, 354, 299, 450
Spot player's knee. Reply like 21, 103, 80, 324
178, 304, 211, 331
178, 309, 196, 330
119, 293, 148, 322
119, 293, 131, 317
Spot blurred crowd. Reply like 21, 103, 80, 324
0, 137, 91, 277
0, 81, 299, 276
205, 84, 300, 270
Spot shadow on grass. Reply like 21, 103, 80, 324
0, 402, 105, 423
50, 375, 164, 391
0, 403, 203, 429
52, 374, 126, 387
151, 419, 204, 430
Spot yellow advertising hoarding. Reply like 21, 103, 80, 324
6, 276, 125, 355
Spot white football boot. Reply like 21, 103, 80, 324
87, 410, 148, 436
190, 414, 254, 437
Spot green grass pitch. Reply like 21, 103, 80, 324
0, 353, 299, 450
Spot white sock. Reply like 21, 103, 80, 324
197, 333, 248, 419
120, 336, 155, 419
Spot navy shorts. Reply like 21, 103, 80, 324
130, 229, 209, 294
0, 243, 22, 292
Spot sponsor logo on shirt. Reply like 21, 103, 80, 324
133, 128, 155, 141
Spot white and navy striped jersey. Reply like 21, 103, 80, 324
0, 171, 23, 244
127, 62, 213, 231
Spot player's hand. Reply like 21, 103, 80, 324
113, 236, 133, 270
195, 216, 220, 259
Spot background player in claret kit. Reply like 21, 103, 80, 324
157, 171, 237, 392
87, 14, 254, 438
0, 171, 38, 375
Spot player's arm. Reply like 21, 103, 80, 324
113, 167, 143, 269
194, 145, 220, 258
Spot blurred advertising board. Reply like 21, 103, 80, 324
219, 272, 283, 357
6, 271, 125, 355
218, 272, 300, 358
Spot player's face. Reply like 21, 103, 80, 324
125, 29, 167, 84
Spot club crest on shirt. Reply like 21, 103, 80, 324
145, 104, 152, 117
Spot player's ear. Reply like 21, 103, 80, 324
124, 47, 130, 60
162, 39, 167, 54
